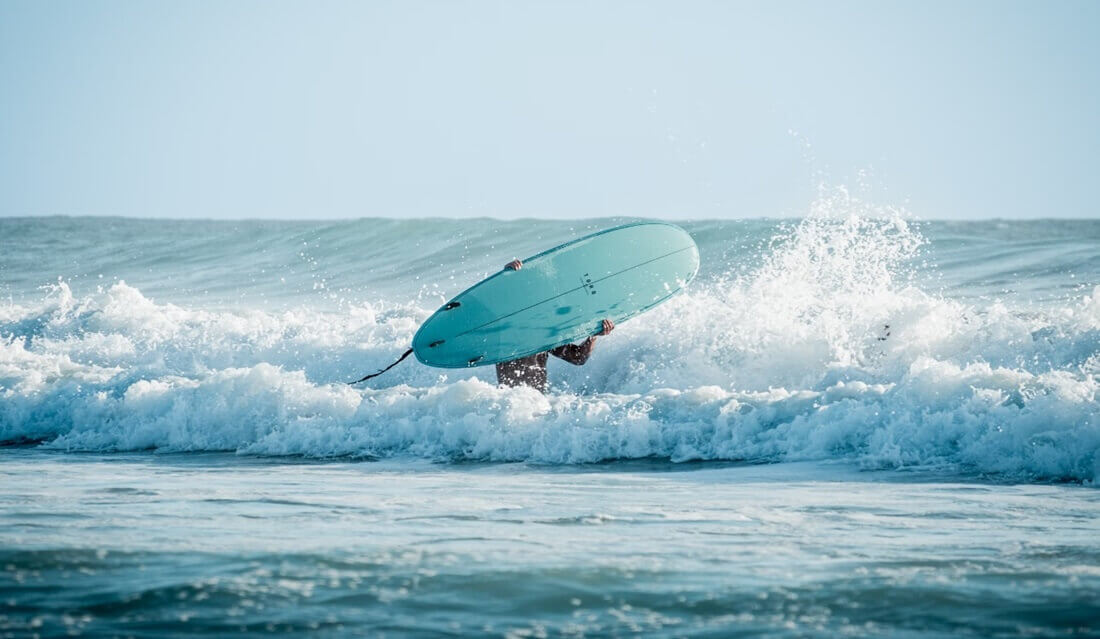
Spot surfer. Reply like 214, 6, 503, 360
496, 259, 614, 392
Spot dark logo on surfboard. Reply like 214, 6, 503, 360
581, 273, 597, 296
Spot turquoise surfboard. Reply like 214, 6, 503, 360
412, 222, 699, 368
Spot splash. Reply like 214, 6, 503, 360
1, 204, 1098, 481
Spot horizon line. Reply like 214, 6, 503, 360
2, 213, 1097, 224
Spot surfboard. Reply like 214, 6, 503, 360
412, 222, 699, 368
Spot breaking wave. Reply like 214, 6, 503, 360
1, 204, 1098, 481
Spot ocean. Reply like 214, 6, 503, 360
1, 205, 1098, 637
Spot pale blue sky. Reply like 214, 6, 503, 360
1, 0, 1097, 219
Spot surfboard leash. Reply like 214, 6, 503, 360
349, 347, 414, 385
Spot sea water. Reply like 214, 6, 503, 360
1, 200, 1098, 636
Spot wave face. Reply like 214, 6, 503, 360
1, 204, 1098, 481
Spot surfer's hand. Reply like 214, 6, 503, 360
598, 319, 614, 336
505, 259, 522, 271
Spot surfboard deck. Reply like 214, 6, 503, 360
412, 222, 699, 368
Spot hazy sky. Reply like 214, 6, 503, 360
1, 0, 1097, 220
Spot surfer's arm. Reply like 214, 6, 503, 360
549, 337, 596, 365
550, 320, 612, 365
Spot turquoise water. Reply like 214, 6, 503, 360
1, 209, 1098, 636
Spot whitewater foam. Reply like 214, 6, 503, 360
1, 211, 1097, 481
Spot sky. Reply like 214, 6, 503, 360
0, 0, 1097, 220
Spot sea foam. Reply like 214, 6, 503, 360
1, 209, 1097, 481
